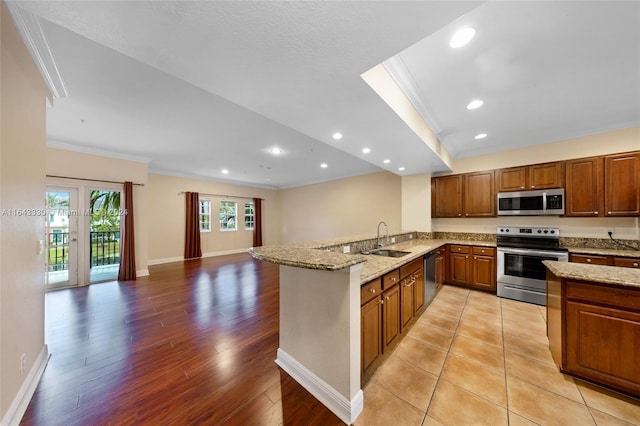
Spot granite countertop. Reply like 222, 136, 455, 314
565, 247, 640, 258
250, 237, 497, 284
543, 260, 640, 288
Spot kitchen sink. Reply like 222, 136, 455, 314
361, 249, 411, 258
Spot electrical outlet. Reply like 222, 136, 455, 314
342, 245, 350, 254
20, 353, 26, 376
409, 234, 413, 239
391, 237, 395, 243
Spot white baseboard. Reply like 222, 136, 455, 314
275, 348, 363, 425
136, 269, 149, 277
1, 345, 50, 426
148, 248, 249, 266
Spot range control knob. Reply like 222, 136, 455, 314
544, 230, 549, 234
550, 230, 556, 234
537, 230, 542, 233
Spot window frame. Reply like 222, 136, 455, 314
219, 200, 238, 232
199, 199, 211, 232
244, 200, 254, 231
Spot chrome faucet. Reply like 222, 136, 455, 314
377, 221, 389, 248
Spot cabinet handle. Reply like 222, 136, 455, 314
466, 255, 469, 259
385, 296, 390, 301
531, 185, 535, 188
458, 213, 462, 217
586, 258, 592, 263
465, 213, 469, 217
608, 211, 612, 215
594, 211, 598, 215
380, 299, 384, 305
391, 277, 396, 282
369, 288, 376, 293
633, 263, 639, 267
520, 186, 525, 189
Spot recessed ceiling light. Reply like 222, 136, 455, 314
362, 148, 371, 154
466, 99, 484, 110
449, 27, 475, 48
474, 133, 487, 140
383, 159, 391, 164
332, 132, 343, 140
398, 167, 405, 171
221, 169, 229, 174
271, 147, 282, 155
320, 163, 328, 168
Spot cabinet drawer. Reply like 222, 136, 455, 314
473, 246, 495, 256
400, 257, 423, 279
449, 245, 470, 254
382, 269, 400, 290
570, 254, 610, 265
566, 281, 640, 311
361, 278, 382, 305
613, 257, 640, 269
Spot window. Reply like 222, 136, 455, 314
244, 201, 254, 230
199, 199, 211, 232
219, 201, 237, 231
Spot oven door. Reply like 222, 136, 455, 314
497, 247, 568, 288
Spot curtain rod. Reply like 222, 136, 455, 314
46, 175, 144, 186
178, 191, 264, 201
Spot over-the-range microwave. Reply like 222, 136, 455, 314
497, 188, 565, 216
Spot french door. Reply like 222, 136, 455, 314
45, 185, 123, 288
45, 187, 79, 288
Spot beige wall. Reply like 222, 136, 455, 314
279, 171, 402, 244
1, 3, 49, 421
431, 127, 640, 240
147, 173, 280, 264
401, 173, 431, 232
46, 147, 150, 276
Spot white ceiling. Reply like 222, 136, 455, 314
10, 1, 640, 189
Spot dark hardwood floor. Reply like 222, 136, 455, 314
21, 253, 343, 425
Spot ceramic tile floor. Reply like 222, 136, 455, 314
354, 285, 640, 426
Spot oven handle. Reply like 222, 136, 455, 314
497, 247, 568, 258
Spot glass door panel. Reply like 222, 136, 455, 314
45, 188, 78, 288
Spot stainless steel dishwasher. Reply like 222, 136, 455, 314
424, 251, 437, 304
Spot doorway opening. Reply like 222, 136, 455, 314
89, 189, 122, 283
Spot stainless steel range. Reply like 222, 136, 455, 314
496, 226, 568, 306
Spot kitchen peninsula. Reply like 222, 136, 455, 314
544, 260, 640, 397
249, 232, 493, 423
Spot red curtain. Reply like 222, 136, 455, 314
253, 198, 263, 247
118, 181, 136, 281
185, 192, 202, 259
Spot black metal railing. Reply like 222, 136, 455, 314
47, 232, 68, 271
90, 231, 120, 267
47, 231, 120, 271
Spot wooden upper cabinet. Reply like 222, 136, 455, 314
496, 166, 527, 191
605, 151, 640, 216
431, 175, 463, 218
464, 170, 496, 217
565, 156, 604, 217
496, 162, 564, 192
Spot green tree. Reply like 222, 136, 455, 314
90, 190, 121, 231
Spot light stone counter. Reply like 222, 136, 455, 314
565, 247, 640, 258
543, 260, 640, 288
250, 237, 497, 284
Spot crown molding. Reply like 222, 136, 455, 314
47, 140, 152, 164
5, 2, 68, 99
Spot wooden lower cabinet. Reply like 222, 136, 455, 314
571, 253, 640, 268
360, 296, 382, 375
447, 245, 496, 292
547, 274, 640, 397
382, 284, 401, 351
361, 258, 428, 383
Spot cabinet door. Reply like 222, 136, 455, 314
400, 278, 415, 329
471, 254, 496, 291
361, 296, 382, 374
605, 152, 640, 216
413, 267, 425, 314
528, 161, 564, 189
449, 252, 471, 285
496, 166, 527, 192
431, 175, 463, 218
382, 284, 400, 352
565, 301, 640, 396
565, 156, 604, 217
464, 170, 496, 217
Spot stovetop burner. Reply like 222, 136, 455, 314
497, 226, 567, 251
